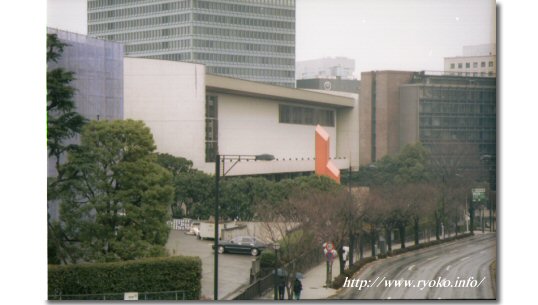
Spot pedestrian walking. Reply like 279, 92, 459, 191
278, 280, 286, 300
293, 278, 303, 300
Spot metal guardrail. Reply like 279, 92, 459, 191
233, 248, 325, 300
234, 272, 275, 300
48, 290, 190, 300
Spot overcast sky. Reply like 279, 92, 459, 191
47, 0, 496, 77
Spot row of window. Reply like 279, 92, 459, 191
193, 13, 294, 29
88, 0, 295, 11
448, 72, 495, 77
420, 129, 496, 142
193, 52, 293, 66
279, 104, 335, 127
222, 0, 295, 7
193, 39, 294, 54
88, 0, 154, 9
194, 0, 294, 18
419, 116, 496, 128
146, 52, 191, 61
88, 1, 190, 21
125, 39, 190, 52
419, 102, 496, 115
89, 13, 190, 33
206, 65, 294, 78
101, 26, 190, 42
450, 61, 494, 69
421, 88, 496, 101
193, 26, 294, 42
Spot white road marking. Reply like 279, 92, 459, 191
446, 265, 451, 271
408, 265, 416, 271
427, 255, 439, 261
460, 256, 471, 261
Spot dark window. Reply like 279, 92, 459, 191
279, 104, 335, 127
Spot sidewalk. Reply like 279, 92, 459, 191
257, 259, 341, 300
257, 231, 477, 300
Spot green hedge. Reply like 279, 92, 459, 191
48, 256, 201, 300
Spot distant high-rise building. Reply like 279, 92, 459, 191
444, 44, 496, 77
296, 57, 355, 80
87, 0, 296, 87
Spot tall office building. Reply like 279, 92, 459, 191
88, 0, 296, 87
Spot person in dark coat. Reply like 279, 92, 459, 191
278, 280, 286, 300
293, 278, 303, 300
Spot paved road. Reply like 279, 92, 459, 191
334, 233, 496, 300
165, 230, 254, 299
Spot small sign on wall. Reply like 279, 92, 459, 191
124, 292, 138, 300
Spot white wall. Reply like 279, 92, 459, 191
335, 94, 360, 170
125, 58, 353, 176
216, 93, 342, 175
123, 57, 207, 171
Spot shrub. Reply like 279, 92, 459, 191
260, 250, 276, 269
48, 256, 202, 300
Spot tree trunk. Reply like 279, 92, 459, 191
454, 216, 459, 237
399, 224, 406, 249
414, 217, 420, 246
359, 234, 364, 260
385, 227, 392, 253
338, 244, 345, 275
370, 229, 376, 257
348, 232, 355, 266
469, 204, 475, 234
435, 214, 441, 240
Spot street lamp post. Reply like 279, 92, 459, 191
213, 153, 274, 300
273, 243, 280, 300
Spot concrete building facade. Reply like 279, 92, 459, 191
359, 71, 414, 165
88, 0, 296, 87
296, 57, 355, 80
123, 57, 358, 176
359, 71, 496, 177
296, 78, 360, 94
399, 73, 496, 159
444, 44, 496, 77
47, 27, 124, 178
47, 28, 124, 219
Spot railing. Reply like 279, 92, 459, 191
233, 248, 325, 300
48, 290, 190, 300
234, 272, 275, 300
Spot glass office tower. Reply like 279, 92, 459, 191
88, 0, 296, 87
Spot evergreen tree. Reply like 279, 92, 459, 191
47, 33, 86, 264
58, 120, 174, 262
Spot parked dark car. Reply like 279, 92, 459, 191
212, 236, 267, 256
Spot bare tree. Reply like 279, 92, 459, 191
401, 183, 438, 245
428, 141, 483, 238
